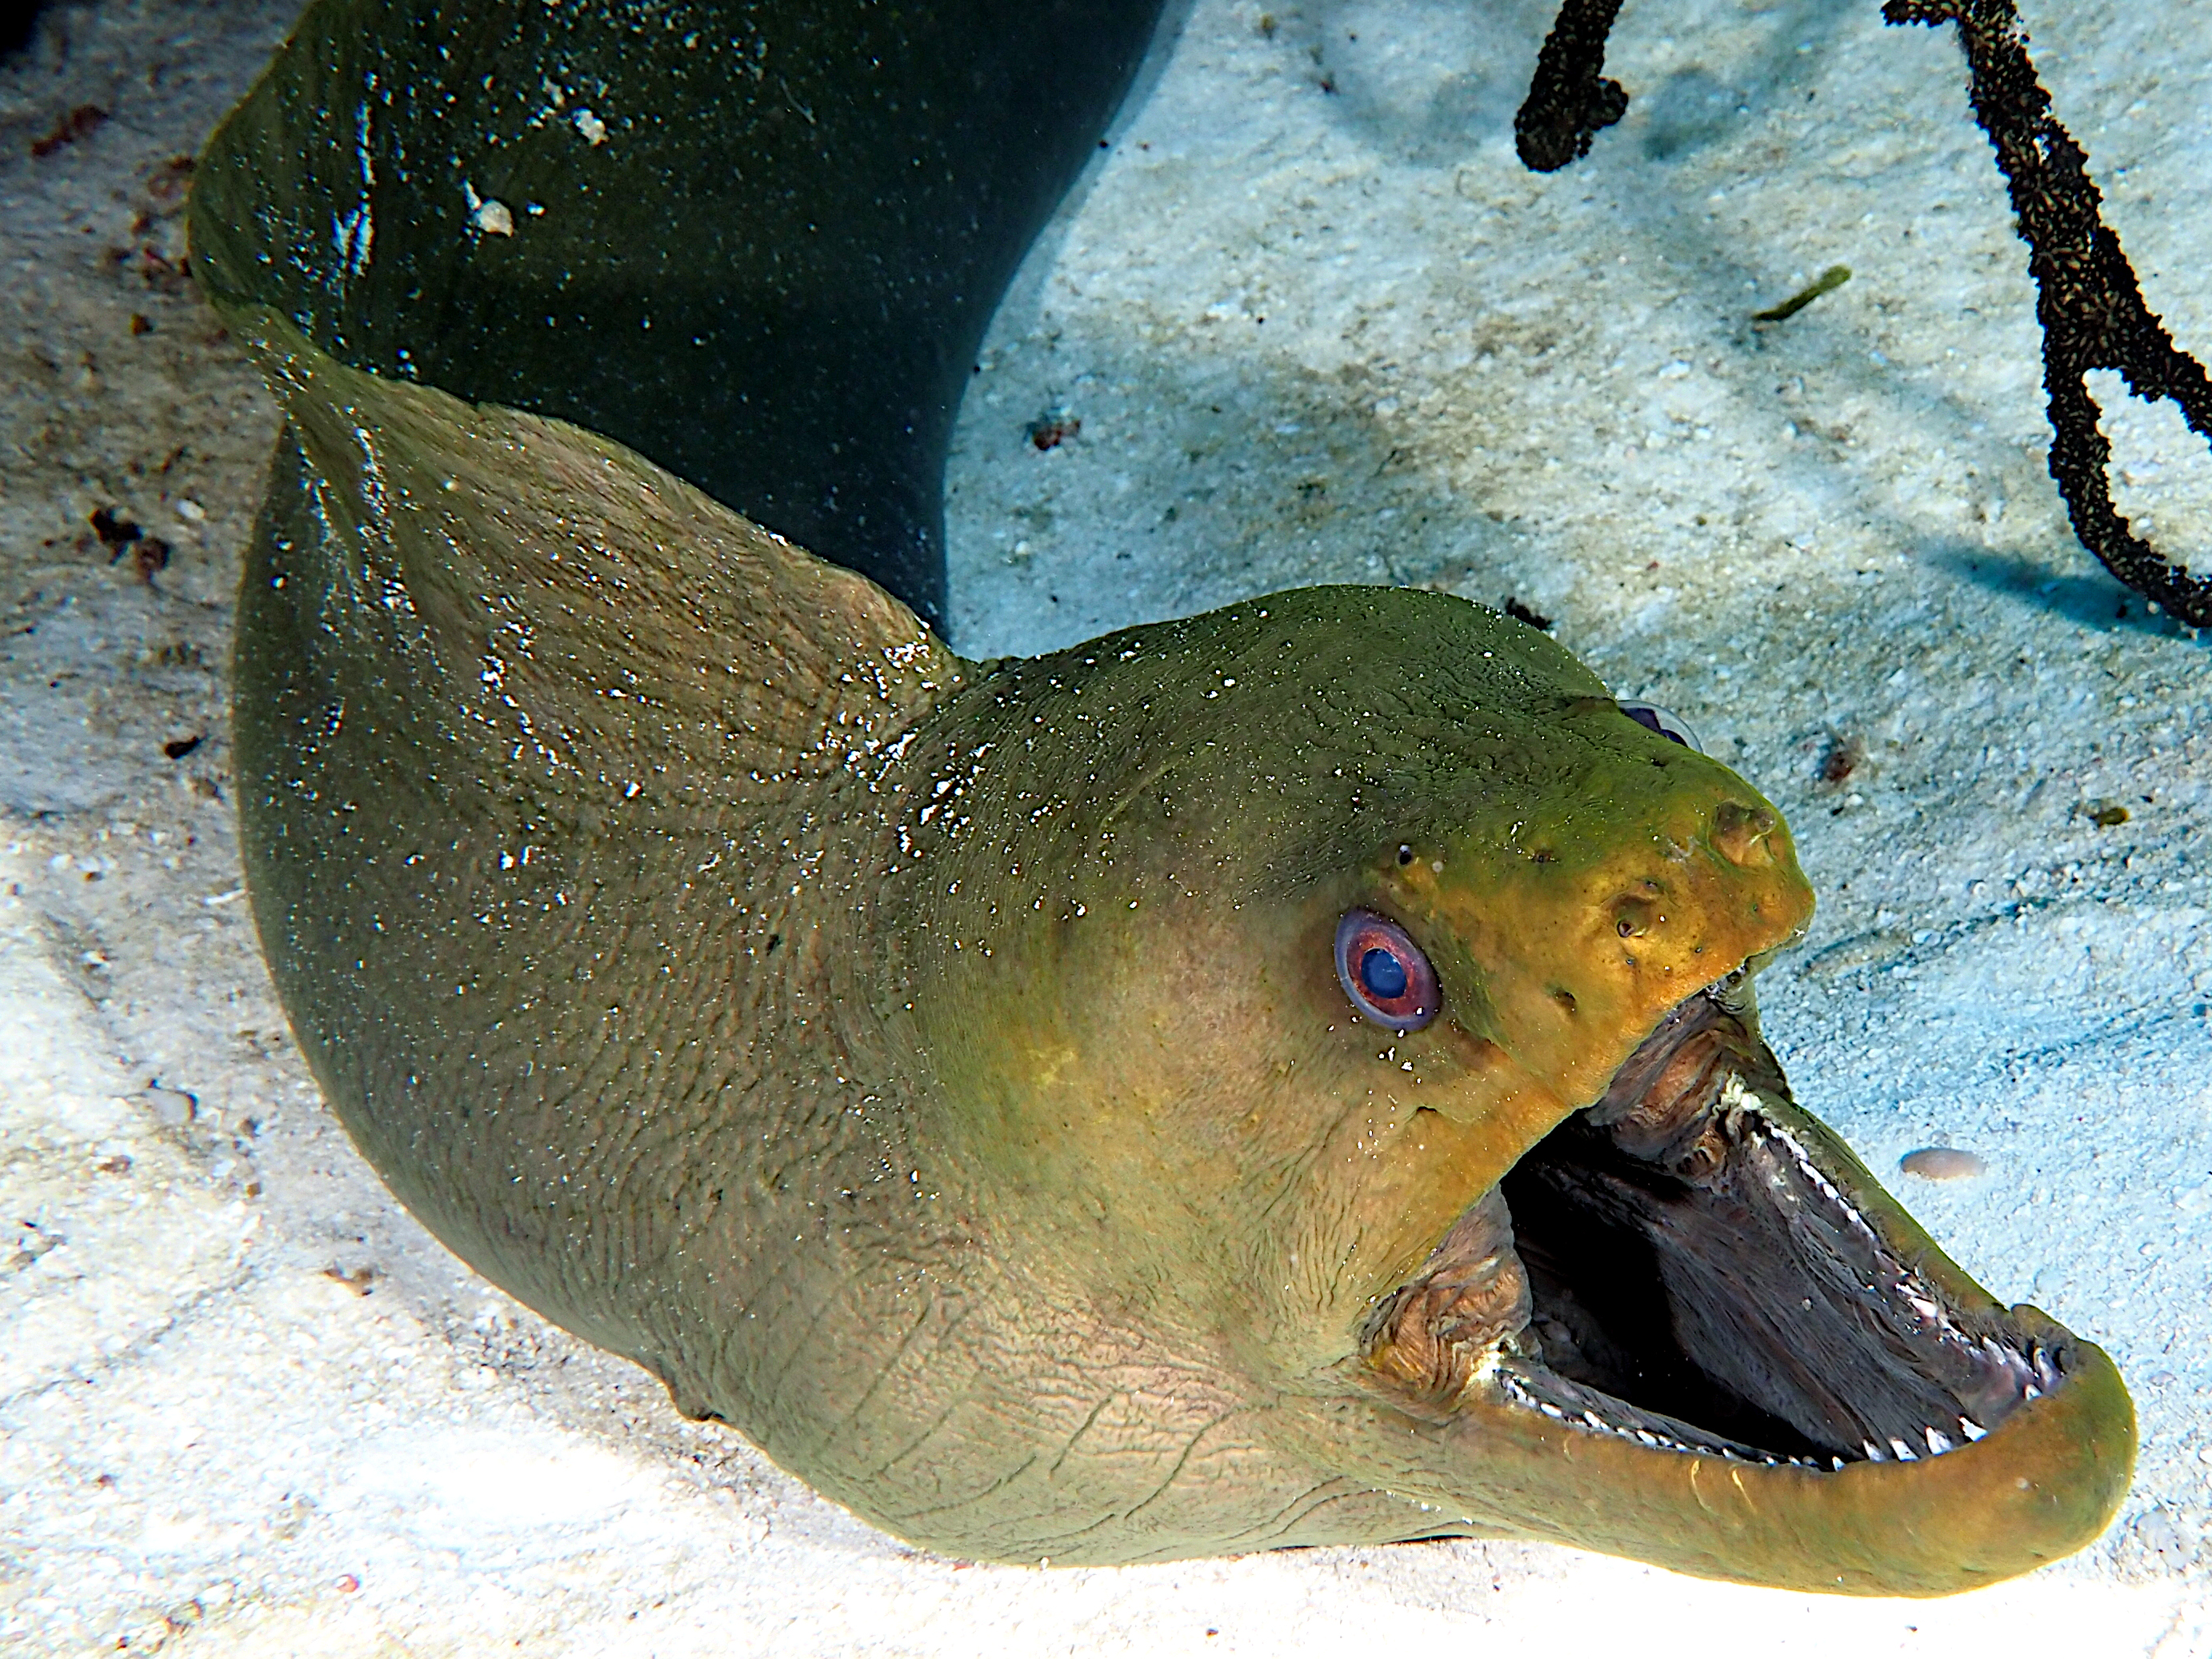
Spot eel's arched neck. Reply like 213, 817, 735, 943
229, 310, 994, 1389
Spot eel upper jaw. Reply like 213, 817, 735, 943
1360, 973, 2074, 1473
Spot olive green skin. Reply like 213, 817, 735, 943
193, 0, 2134, 1589
230, 329, 2132, 1586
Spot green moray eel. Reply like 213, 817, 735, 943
191, 0, 2134, 1593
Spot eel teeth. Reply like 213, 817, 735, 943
1924, 1426, 1954, 1455
1960, 1416, 1988, 1441
2033, 1345, 2062, 1389
1887, 1437, 1918, 1462
1863, 1440, 1888, 1463
1498, 1366, 1815, 1464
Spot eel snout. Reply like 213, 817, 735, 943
1363, 973, 2118, 1480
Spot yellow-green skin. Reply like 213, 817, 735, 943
230, 318, 2133, 1593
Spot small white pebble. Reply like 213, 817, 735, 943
1900, 1146, 1988, 1181
138, 1086, 197, 1129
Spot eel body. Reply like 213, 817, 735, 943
191, 0, 2134, 1591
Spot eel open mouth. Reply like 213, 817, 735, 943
1362, 974, 2068, 1470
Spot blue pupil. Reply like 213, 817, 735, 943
1359, 947, 1409, 1001
1624, 704, 1690, 747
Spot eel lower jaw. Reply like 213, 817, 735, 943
1362, 977, 2090, 1477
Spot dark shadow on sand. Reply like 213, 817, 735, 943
1926, 542, 2206, 643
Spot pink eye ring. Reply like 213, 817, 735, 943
1334, 909, 1439, 1033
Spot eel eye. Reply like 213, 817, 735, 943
1334, 909, 1439, 1033
1618, 700, 1704, 753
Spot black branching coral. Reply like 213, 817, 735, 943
1516, 0, 2212, 629
1887, 0, 2212, 626
1514, 0, 1630, 173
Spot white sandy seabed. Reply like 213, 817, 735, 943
4, 0, 2212, 1652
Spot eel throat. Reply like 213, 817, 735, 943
1366, 978, 2077, 1476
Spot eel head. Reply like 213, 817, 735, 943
899, 583, 2133, 1592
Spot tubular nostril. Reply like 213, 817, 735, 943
1712, 801, 1777, 868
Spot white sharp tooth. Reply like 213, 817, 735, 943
1831, 1457, 1846, 1471
1960, 1417, 1987, 1441
1888, 1437, 1918, 1461
1906, 1294, 1942, 1322
1636, 1429, 1660, 1447
1583, 1410, 1607, 1430
1863, 1441, 1888, 1462
1539, 1402, 1565, 1419
2034, 1346, 2061, 1388
1925, 1427, 1954, 1455
2023, 1382, 2042, 1401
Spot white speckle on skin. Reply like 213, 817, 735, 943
464, 182, 515, 237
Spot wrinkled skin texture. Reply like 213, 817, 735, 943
198, 0, 2134, 1596
223, 322, 2130, 1588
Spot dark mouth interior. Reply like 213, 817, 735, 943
1364, 979, 2065, 1469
